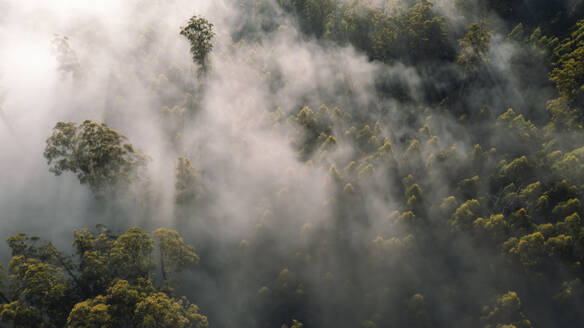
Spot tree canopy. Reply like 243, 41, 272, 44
0, 226, 206, 328
44, 120, 148, 193
180, 15, 215, 72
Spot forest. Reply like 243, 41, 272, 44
1, 0, 584, 327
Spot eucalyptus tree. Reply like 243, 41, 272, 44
44, 120, 148, 194
180, 15, 215, 72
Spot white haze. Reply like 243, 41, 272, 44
0, 1, 548, 326
0, 0, 401, 249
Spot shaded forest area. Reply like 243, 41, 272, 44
2, 0, 584, 327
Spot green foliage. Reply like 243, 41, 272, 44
370, 0, 451, 63
458, 21, 492, 74
68, 279, 207, 328
282, 319, 304, 328
497, 109, 538, 143
73, 226, 116, 297
67, 296, 111, 328
556, 212, 582, 236
545, 97, 582, 131
180, 15, 215, 71
451, 199, 481, 230
0, 227, 205, 328
508, 23, 525, 42
458, 175, 480, 199
481, 291, 532, 328
44, 120, 148, 193
302, 0, 335, 36
545, 234, 574, 258
286, 0, 452, 63
7, 256, 66, 325
505, 232, 545, 269
175, 156, 206, 205
551, 198, 582, 220
14, 3, 584, 328
0, 301, 43, 328
134, 292, 207, 328
519, 182, 543, 208
550, 19, 584, 102
507, 208, 533, 236
153, 228, 199, 281
110, 228, 154, 282
474, 214, 508, 241
498, 156, 531, 184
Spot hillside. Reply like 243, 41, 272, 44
1, 0, 584, 327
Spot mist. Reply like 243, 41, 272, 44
1, 0, 584, 327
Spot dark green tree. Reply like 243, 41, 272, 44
180, 15, 215, 72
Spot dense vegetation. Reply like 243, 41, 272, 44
2, 0, 584, 327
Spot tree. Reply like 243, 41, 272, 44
498, 156, 531, 185
282, 319, 304, 328
451, 199, 481, 230
400, 0, 451, 63
405, 293, 430, 328
458, 21, 492, 75
302, 0, 335, 37
52, 34, 83, 80
370, 0, 451, 63
110, 228, 154, 282
180, 15, 215, 72
481, 291, 532, 328
43, 120, 148, 193
152, 228, 199, 281
68, 279, 207, 328
72, 226, 116, 298
5, 256, 67, 326
550, 19, 584, 104
474, 214, 509, 242
0, 227, 206, 328
545, 97, 582, 131
134, 292, 207, 328
504, 232, 545, 269
175, 157, 205, 205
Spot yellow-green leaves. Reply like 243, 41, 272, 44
67, 296, 111, 328
135, 293, 207, 328
6, 256, 67, 326
458, 21, 492, 75
498, 156, 530, 184
505, 232, 545, 269
282, 319, 304, 328
550, 19, 584, 101
481, 291, 532, 328
153, 228, 199, 280
1, 227, 203, 328
0, 301, 43, 328
68, 280, 208, 328
44, 120, 148, 193
451, 199, 481, 230
110, 228, 154, 282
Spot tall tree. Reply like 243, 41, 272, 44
180, 15, 215, 72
